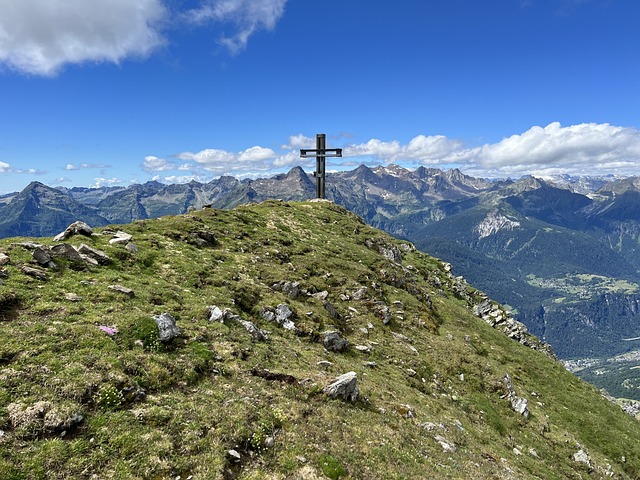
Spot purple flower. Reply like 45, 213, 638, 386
99, 325, 118, 336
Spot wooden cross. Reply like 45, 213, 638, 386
300, 133, 342, 199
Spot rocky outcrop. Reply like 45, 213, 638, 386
53, 221, 94, 242
502, 374, 529, 418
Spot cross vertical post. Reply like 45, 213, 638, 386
316, 133, 326, 199
300, 133, 342, 199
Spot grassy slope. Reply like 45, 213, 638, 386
0, 200, 639, 479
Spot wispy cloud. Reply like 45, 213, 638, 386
177, 145, 277, 174
65, 163, 112, 171
0, 0, 167, 76
0, 161, 47, 175
183, 0, 287, 54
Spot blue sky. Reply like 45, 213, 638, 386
0, 0, 639, 193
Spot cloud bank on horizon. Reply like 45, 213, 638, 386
141, 122, 640, 182
0, 0, 286, 76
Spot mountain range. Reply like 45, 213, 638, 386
3, 166, 640, 364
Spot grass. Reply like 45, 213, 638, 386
0, 200, 640, 478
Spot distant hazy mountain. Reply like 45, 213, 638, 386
3, 166, 640, 362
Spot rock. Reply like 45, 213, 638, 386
352, 287, 367, 300
503, 374, 529, 418
573, 449, 591, 467
274, 304, 297, 331
109, 231, 133, 245
21, 265, 48, 280
153, 313, 181, 342
77, 244, 112, 264
259, 306, 276, 322
365, 238, 402, 264
32, 247, 58, 270
251, 368, 296, 384
317, 360, 333, 369
272, 280, 301, 299
50, 244, 85, 264
64, 293, 82, 302
108, 285, 135, 298
226, 449, 241, 462
354, 345, 371, 353
125, 243, 138, 254
236, 319, 268, 342
322, 299, 340, 319
312, 290, 329, 301
264, 436, 275, 448
434, 435, 456, 452
364, 361, 378, 368
321, 331, 349, 352
0, 253, 9, 265
323, 371, 359, 402
208, 306, 226, 323
373, 302, 392, 324
53, 221, 93, 242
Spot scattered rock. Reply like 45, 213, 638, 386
109, 231, 133, 245
125, 243, 139, 254
573, 449, 591, 467
364, 361, 378, 368
322, 299, 340, 319
317, 360, 333, 369
354, 345, 371, 353
312, 290, 329, 301
77, 244, 112, 264
50, 244, 85, 264
53, 221, 93, 242
208, 306, 227, 323
32, 247, 58, 270
226, 449, 241, 462
365, 238, 402, 264
236, 318, 268, 342
21, 265, 48, 280
323, 371, 359, 402
251, 367, 296, 384
108, 285, 135, 298
272, 280, 301, 299
272, 304, 297, 331
352, 287, 367, 300
0, 253, 9, 265
321, 331, 349, 352
502, 374, 529, 418
64, 293, 82, 302
434, 434, 456, 452
152, 313, 181, 342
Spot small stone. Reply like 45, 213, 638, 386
208, 306, 226, 323
434, 435, 456, 452
264, 436, 275, 448
227, 449, 241, 462
235, 318, 268, 342
64, 293, 82, 302
77, 244, 112, 264
108, 285, 135, 298
0, 253, 9, 265
513, 448, 522, 456
21, 265, 48, 280
354, 345, 371, 353
364, 361, 378, 368
317, 360, 333, 369
407, 368, 417, 377
125, 243, 139, 254
312, 290, 329, 301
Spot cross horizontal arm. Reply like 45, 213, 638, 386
300, 148, 343, 158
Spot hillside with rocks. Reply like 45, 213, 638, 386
1, 200, 639, 479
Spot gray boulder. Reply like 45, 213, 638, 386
323, 371, 359, 401
153, 313, 181, 342
78, 244, 112, 264
54, 221, 93, 242
321, 331, 349, 352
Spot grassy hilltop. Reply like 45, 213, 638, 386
1, 200, 639, 479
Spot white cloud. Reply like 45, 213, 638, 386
340, 123, 640, 178
184, 0, 287, 54
281, 134, 315, 150
177, 145, 276, 173
0, 0, 167, 76
92, 177, 123, 188
0, 162, 12, 173
466, 122, 640, 177
66, 162, 111, 170
142, 155, 175, 172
